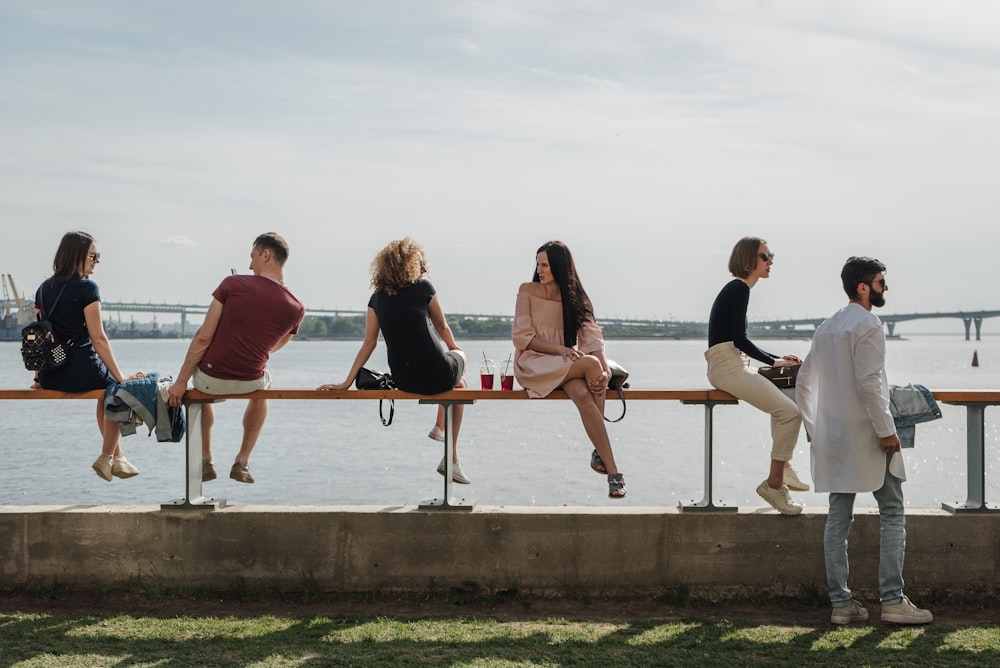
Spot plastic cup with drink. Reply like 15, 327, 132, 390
500, 355, 514, 391
479, 357, 497, 390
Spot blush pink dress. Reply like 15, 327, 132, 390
512, 289, 605, 398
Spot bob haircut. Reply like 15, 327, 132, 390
728, 236, 766, 279
371, 237, 424, 296
841, 256, 886, 300
254, 232, 290, 266
52, 231, 96, 285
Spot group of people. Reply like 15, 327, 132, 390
710, 235, 932, 625
33, 230, 930, 623
32, 231, 306, 485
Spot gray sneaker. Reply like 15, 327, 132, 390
756, 480, 803, 515
881, 595, 933, 624
230, 462, 255, 484
831, 599, 869, 624
92, 454, 113, 482
112, 456, 140, 479
783, 465, 810, 491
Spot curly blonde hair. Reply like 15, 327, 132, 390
371, 237, 424, 296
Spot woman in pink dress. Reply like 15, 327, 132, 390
512, 241, 625, 498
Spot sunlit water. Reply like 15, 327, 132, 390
2, 335, 998, 509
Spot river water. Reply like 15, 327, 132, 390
2, 336, 997, 509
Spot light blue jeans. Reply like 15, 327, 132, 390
825, 454, 906, 607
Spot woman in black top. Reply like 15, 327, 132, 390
706, 236, 805, 515
33, 231, 146, 482
318, 238, 471, 483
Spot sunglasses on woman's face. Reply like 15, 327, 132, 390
759, 252, 774, 262
88, 252, 101, 261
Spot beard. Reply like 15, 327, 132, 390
870, 287, 886, 308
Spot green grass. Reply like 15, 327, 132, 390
2, 596, 1000, 668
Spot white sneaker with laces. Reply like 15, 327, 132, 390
783, 465, 810, 491
881, 595, 933, 624
831, 599, 869, 624
437, 456, 472, 484
428, 426, 445, 442
755, 480, 803, 515
92, 455, 113, 482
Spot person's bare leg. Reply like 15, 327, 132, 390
96, 400, 122, 457
234, 398, 267, 466
201, 403, 216, 463
448, 377, 467, 462
564, 379, 618, 475
767, 459, 786, 489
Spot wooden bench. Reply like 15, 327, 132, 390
180, 388, 740, 512
4, 388, 999, 514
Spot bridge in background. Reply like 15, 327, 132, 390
99, 302, 1000, 340
753, 310, 1000, 341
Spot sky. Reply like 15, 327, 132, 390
2, 1, 999, 328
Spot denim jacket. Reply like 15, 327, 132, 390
890, 383, 942, 448
104, 372, 186, 442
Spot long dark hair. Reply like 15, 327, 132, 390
533, 240, 594, 348
51, 231, 95, 285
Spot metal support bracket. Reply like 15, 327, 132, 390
161, 401, 227, 510
419, 398, 476, 511
943, 402, 1000, 513
678, 399, 739, 512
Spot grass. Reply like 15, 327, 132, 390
2, 589, 1000, 667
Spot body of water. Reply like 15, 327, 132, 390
2, 335, 998, 509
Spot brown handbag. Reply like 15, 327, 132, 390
757, 363, 800, 389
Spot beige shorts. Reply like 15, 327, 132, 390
193, 367, 272, 395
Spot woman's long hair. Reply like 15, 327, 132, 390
371, 237, 424, 296
51, 231, 95, 285
533, 240, 593, 348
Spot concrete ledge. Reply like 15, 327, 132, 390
1, 506, 997, 596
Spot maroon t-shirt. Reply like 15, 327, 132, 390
198, 275, 305, 381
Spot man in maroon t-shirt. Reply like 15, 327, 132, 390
168, 233, 305, 484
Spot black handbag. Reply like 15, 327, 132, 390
604, 359, 629, 423
21, 282, 76, 372
355, 367, 395, 426
758, 363, 800, 389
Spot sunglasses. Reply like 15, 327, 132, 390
87, 252, 101, 261
759, 252, 775, 262
871, 278, 887, 288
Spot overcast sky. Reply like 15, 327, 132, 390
3, 1, 998, 327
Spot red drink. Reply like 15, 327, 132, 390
480, 373, 495, 390
500, 374, 514, 391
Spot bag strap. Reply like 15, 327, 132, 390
37, 280, 85, 346
378, 398, 395, 426
603, 387, 626, 423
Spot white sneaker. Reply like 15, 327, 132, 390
783, 465, 810, 491
881, 595, 933, 624
92, 455, 113, 482
756, 480, 803, 515
831, 599, 869, 624
428, 426, 445, 442
437, 456, 472, 484
112, 456, 140, 479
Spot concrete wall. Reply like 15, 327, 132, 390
2, 505, 998, 597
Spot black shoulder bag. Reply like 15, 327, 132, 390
355, 367, 396, 426
604, 359, 629, 423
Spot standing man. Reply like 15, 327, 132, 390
796, 256, 932, 625
167, 233, 305, 484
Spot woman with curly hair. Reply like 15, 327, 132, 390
512, 240, 625, 498
318, 238, 471, 483
32, 231, 147, 481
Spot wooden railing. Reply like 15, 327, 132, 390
2, 388, 998, 513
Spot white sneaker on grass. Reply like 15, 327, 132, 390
881, 596, 933, 624
831, 599, 869, 624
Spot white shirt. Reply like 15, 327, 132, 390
796, 303, 903, 493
